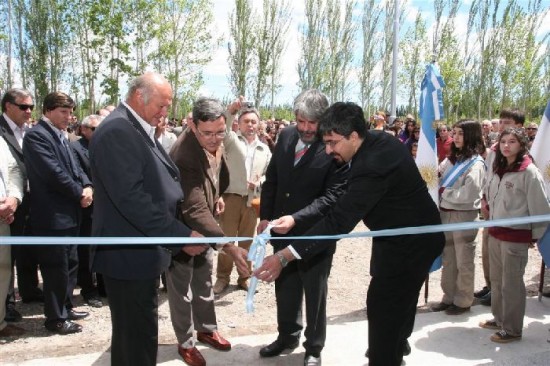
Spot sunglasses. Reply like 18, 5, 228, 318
526, 127, 537, 131
12, 102, 34, 111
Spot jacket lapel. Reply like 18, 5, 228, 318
0, 116, 23, 156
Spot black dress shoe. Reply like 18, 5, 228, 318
480, 292, 491, 306
474, 286, 490, 298
259, 339, 299, 357
4, 304, 22, 322
304, 354, 321, 366
84, 296, 103, 308
67, 309, 89, 320
45, 320, 82, 335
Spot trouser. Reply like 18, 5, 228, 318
29, 228, 79, 323
0, 224, 11, 331
481, 228, 491, 288
166, 249, 217, 348
77, 214, 99, 299
104, 275, 159, 366
217, 193, 256, 284
489, 236, 528, 337
367, 233, 444, 366
440, 210, 478, 308
274, 250, 333, 355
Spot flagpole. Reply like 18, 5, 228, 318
390, 0, 399, 124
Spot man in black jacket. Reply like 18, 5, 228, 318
257, 90, 348, 366
255, 102, 445, 366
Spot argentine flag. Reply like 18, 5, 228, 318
418, 63, 446, 272
532, 101, 550, 265
418, 63, 445, 205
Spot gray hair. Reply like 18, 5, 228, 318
81, 114, 104, 127
293, 89, 329, 122
1, 88, 33, 112
126, 72, 168, 105
192, 97, 226, 125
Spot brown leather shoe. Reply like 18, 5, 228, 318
197, 331, 231, 351
178, 346, 206, 366
0, 324, 25, 337
212, 280, 229, 295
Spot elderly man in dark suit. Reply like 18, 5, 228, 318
90, 72, 202, 366
256, 90, 348, 366
255, 102, 445, 366
70, 114, 104, 308
23, 91, 93, 335
166, 97, 249, 366
0, 88, 43, 323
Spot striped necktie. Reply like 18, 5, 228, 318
294, 144, 309, 166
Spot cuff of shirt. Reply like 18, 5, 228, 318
287, 245, 301, 260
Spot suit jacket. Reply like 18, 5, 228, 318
169, 129, 229, 239
71, 138, 93, 219
293, 130, 444, 276
260, 126, 348, 253
90, 104, 192, 280
23, 119, 91, 231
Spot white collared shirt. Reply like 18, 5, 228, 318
122, 101, 156, 143
3, 113, 26, 148
41, 115, 65, 142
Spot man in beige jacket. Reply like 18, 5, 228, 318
214, 105, 271, 294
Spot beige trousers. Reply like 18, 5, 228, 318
481, 228, 491, 288
440, 210, 479, 308
488, 236, 528, 336
217, 194, 257, 284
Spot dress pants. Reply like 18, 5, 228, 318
488, 236, 528, 337
217, 193, 256, 284
76, 211, 100, 299
440, 210, 478, 308
29, 228, 79, 324
104, 275, 159, 366
367, 233, 444, 366
274, 250, 333, 355
8, 195, 41, 303
0, 224, 11, 331
166, 248, 218, 348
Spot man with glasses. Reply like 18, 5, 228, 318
255, 102, 445, 366
167, 97, 249, 366
70, 115, 104, 308
0, 88, 43, 323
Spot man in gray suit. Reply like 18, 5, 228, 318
90, 72, 201, 366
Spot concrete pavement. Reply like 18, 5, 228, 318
8, 297, 550, 366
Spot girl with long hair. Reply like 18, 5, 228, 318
479, 128, 550, 343
431, 120, 486, 315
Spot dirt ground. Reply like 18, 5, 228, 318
1, 224, 548, 363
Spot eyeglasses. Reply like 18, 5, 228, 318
196, 129, 226, 139
86, 126, 96, 131
324, 138, 345, 148
526, 127, 537, 131
413, 130, 420, 133
12, 102, 34, 111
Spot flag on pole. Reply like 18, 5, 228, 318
531, 100, 550, 265
531, 100, 550, 195
418, 63, 445, 272
418, 63, 445, 205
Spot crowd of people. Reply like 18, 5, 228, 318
0, 74, 549, 366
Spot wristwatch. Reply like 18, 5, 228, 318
275, 252, 289, 268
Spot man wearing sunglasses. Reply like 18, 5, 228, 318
0, 88, 43, 324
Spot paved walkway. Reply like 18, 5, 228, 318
8, 297, 550, 366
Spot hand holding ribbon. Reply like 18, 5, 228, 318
246, 224, 273, 313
